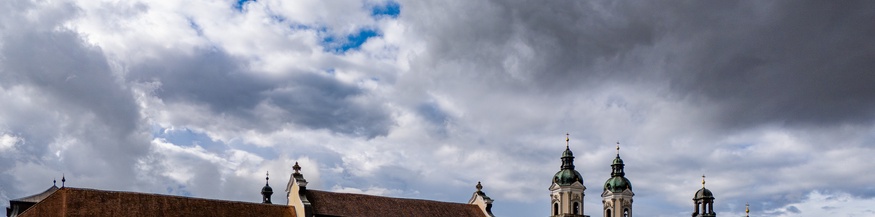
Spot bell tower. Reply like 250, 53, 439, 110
261, 171, 273, 204
549, 134, 586, 217
692, 175, 716, 217
602, 143, 633, 217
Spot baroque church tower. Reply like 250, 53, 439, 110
692, 175, 716, 217
602, 144, 633, 217
550, 134, 586, 217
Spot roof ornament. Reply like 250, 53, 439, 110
476, 181, 483, 192
53, 178, 57, 187
293, 162, 302, 174
266, 171, 270, 184
746, 202, 750, 216
616, 141, 620, 156
701, 174, 706, 188
61, 174, 66, 187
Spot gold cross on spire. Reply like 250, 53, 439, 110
565, 133, 570, 148
746, 202, 750, 215
616, 141, 620, 155
702, 174, 706, 188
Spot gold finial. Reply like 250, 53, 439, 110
746, 202, 750, 215
702, 174, 706, 188
616, 141, 620, 155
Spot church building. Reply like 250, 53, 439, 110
548, 135, 719, 217
5, 163, 494, 217
7, 134, 720, 217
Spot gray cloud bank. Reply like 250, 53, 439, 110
1, 0, 875, 216
404, 0, 875, 128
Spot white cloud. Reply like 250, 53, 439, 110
0, 134, 19, 152
330, 185, 402, 196
2, 1, 875, 217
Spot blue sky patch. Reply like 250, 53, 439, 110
234, 0, 255, 11
187, 18, 203, 36
153, 127, 228, 153
321, 29, 380, 53
371, 1, 401, 18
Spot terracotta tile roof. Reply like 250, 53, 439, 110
18, 187, 295, 217
305, 190, 486, 217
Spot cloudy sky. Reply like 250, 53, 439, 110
1, 0, 874, 216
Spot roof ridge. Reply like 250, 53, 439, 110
61, 187, 289, 207
308, 189, 477, 206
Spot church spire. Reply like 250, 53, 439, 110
603, 141, 635, 217
611, 142, 625, 177
745, 202, 749, 217
261, 171, 273, 204
560, 134, 575, 170
550, 133, 586, 217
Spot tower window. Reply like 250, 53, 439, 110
573, 202, 580, 215
624, 208, 629, 217
606, 209, 611, 217
554, 203, 559, 215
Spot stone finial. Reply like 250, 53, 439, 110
476, 181, 483, 192
61, 174, 66, 187
293, 162, 302, 174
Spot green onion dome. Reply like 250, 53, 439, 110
604, 176, 632, 193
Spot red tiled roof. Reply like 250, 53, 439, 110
18, 187, 295, 217
305, 190, 486, 217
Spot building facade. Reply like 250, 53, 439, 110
602, 145, 633, 217
549, 135, 587, 217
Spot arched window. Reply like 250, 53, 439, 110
573, 202, 580, 215
554, 203, 559, 215
623, 208, 629, 217
606, 209, 612, 217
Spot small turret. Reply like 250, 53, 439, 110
692, 175, 716, 217
261, 171, 273, 204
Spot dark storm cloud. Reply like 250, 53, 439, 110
265, 72, 394, 138
130, 50, 267, 113
661, 1, 875, 128
403, 0, 657, 88
405, 0, 875, 129
0, 0, 149, 195
128, 49, 393, 138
